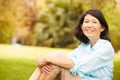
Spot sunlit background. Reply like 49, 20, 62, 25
0, 0, 120, 51
0, 0, 120, 80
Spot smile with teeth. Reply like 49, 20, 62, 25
86, 29, 94, 33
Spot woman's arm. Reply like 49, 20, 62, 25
37, 53, 74, 69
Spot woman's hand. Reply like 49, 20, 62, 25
40, 64, 52, 74
37, 56, 48, 68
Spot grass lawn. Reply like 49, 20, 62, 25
0, 44, 120, 80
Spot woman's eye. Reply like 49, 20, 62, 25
93, 22, 97, 23
84, 21, 89, 23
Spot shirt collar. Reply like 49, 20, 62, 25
90, 39, 103, 50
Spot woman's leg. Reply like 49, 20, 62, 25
29, 67, 50, 80
29, 68, 41, 80
44, 65, 61, 80
60, 68, 80, 80
43, 65, 80, 80
29, 65, 61, 80
43, 52, 80, 80
38, 73, 48, 80
29, 51, 77, 80
38, 66, 80, 80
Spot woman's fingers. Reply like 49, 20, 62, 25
41, 64, 52, 74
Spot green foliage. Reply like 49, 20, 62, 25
0, 0, 17, 43
30, 0, 120, 51
102, 0, 120, 51
0, 0, 120, 51
0, 0, 38, 45
30, 0, 82, 48
0, 21, 14, 43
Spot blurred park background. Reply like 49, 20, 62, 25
0, 0, 120, 80
0, 0, 120, 51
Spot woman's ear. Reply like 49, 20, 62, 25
101, 26, 105, 32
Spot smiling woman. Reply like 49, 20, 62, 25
81, 14, 105, 46
29, 9, 114, 80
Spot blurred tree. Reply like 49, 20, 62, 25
11, 0, 39, 45
30, 0, 83, 48
0, 0, 120, 51
0, 0, 38, 44
0, 0, 17, 43
102, 0, 120, 52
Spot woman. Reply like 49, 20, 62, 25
29, 9, 114, 80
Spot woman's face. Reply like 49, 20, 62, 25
81, 14, 104, 40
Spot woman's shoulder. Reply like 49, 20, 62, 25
100, 39, 112, 46
99, 39, 114, 51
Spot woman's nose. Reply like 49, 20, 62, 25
86, 22, 92, 28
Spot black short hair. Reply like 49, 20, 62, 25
74, 9, 110, 44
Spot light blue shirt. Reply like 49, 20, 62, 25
68, 39, 114, 80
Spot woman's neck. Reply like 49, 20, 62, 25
89, 37, 100, 47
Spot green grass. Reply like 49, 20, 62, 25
113, 54, 120, 80
0, 44, 70, 80
0, 44, 120, 80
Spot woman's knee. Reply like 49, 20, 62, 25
51, 65, 61, 74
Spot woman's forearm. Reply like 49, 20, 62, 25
45, 55, 74, 69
